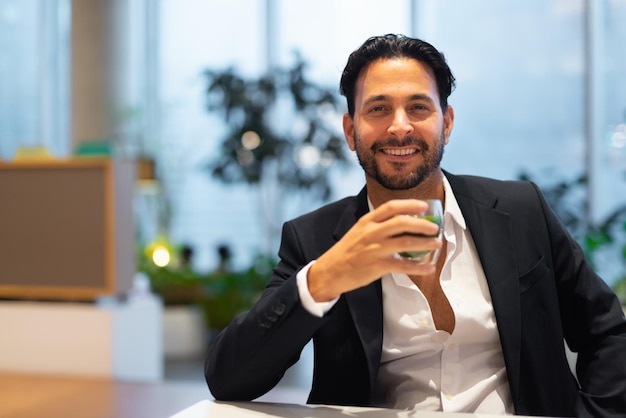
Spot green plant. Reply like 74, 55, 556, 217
517, 171, 588, 240
138, 245, 274, 330
585, 208, 626, 304
198, 255, 274, 330
204, 53, 348, 200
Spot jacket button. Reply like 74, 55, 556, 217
273, 302, 286, 315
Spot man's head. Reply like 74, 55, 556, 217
340, 34, 455, 118
340, 35, 456, 194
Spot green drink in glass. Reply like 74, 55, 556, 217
397, 199, 444, 264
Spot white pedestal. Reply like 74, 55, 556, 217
163, 305, 207, 360
0, 296, 163, 382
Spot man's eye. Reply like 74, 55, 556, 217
370, 105, 385, 112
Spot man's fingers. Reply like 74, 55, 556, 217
367, 199, 430, 222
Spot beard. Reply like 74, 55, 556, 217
353, 131, 445, 190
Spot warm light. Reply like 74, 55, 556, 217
241, 131, 261, 150
152, 246, 171, 267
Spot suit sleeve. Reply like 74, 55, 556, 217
204, 220, 326, 401
535, 183, 626, 416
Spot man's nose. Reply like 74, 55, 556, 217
387, 109, 413, 137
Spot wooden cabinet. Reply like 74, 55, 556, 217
0, 158, 135, 300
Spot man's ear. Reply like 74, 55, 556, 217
443, 106, 454, 145
343, 113, 356, 151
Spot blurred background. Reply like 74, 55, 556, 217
2, 0, 625, 280
1, 0, 626, 413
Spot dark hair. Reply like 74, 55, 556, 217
339, 34, 456, 117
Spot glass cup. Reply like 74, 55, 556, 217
397, 199, 444, 264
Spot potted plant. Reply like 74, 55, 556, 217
203, 53, 350, 253
138, 243, 273, 352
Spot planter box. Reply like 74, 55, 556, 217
163, 305, 207, 360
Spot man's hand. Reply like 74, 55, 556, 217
307, 199, 443, 302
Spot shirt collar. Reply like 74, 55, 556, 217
443, 174, 467, 231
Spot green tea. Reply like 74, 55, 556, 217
398, 216, 442, 260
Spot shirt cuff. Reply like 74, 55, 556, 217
296, 260, 339, 318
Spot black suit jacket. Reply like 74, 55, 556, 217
205, 172, 626, 417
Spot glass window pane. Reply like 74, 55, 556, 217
604, 0, 626, 193
0, 0, 70, 160
597, 0, 626, 285
276, 0, 411, 85
0, 0, 40, 158
153, 0, 625, 283
157, 0, 266, 271
415, 0, 585, 180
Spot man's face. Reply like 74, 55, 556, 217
343, 58, 454, 190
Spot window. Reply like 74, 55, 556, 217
0, 0, 70, 160
133, 1, 626, 283
3, 1, 623, 287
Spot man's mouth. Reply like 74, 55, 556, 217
373, 138, 428, 157
381, 148, 418, 156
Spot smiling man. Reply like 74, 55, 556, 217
347, 59, 450, 194
205, 34, 626, 417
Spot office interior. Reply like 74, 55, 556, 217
1, 1, 625, 417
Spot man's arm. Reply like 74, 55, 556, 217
205, 198, 444, 401
536, 183, 626, 416
204, 222, 327, 401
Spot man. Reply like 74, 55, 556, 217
205, 34, 626, 417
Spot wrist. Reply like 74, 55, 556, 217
307, 261, 340, 302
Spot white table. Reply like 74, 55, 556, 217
169, 400, 547, 417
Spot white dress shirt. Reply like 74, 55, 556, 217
296, 176, 514, 414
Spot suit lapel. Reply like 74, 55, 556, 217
333, 188, 384, 395
446, 173, 522, 400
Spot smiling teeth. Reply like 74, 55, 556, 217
384, 149, 416, 156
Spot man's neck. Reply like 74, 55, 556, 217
366, 169, 446, 209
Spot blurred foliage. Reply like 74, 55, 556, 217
138, 246, 274, 330
203, 53, 349, 201
519, 170, 626, 303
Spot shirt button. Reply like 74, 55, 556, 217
445, 393, 454, 400
419, 319, 428, 328
448, 343, 456, 350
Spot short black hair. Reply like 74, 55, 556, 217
340, 34, 456, 117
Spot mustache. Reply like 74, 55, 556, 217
371, 137, 429, 152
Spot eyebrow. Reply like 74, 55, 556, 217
362, 93, 435, 107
